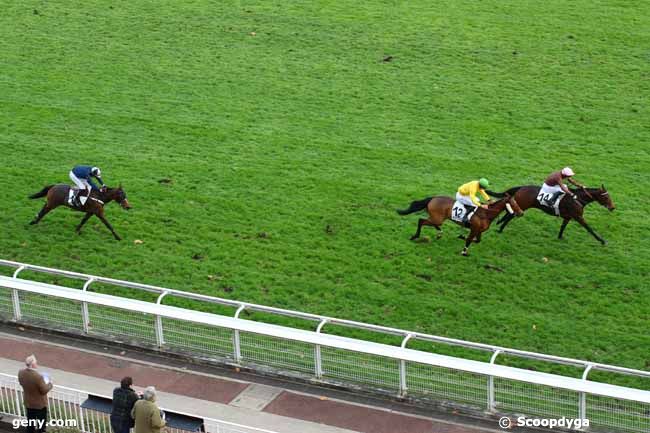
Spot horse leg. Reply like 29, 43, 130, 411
410, 218, 431, 240
433, 225, 443, 239
575, 216, 606, 245
461, 230, 478, 256
76, 213, 93, 234
96, 212, 121, 241
29, 204, 53, 225
475, 232, 482, 243
497, 213, 514, 233
558, 218, 570, 239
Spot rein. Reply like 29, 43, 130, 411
576, 188, 606, 206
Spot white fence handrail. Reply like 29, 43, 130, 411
1, 258, 648, 380
1, 275, 648, 404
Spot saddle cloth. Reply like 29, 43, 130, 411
68, 188, 90, 207
451, 201, 475, 225
537, 184, 562, 216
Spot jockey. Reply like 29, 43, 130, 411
457, 178, 491, 211
69, 165, 106, 206
539, 167, 584, 210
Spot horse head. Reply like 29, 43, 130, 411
104, 185, 131, 210
579, 185, 615, 211
596, 184, 615, 211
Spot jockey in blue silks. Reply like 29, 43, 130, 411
69, 165, 106, 206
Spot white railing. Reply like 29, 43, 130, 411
0, 260, 649, 433
0, 373, 276, 433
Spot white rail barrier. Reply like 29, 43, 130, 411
1, 260, 649, 433
0, 373, 276, 433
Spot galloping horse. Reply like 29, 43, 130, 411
28, 184, 131, 240
492, 185, 614, 245
397, 195, 523, 256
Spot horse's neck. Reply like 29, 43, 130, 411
576, 189, 597, 205
485, 201, 506, 220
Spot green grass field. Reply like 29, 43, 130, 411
1, 1, 648, 374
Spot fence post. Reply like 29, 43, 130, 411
14, 378, 23, 417
11, 266, 26, 321
81, 278, 95, 334
154, 292, 169, 347
78, 401, 87, 433
579, 365, 593, 429
399, 334, 414, 397
487, 349, 501, 412
233, 305, 246, 363
314, 319, 329, 379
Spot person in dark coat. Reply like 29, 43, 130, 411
110, 377, 140, 433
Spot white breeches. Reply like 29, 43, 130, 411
70, 171, 91, 191
455, 192, 476, 207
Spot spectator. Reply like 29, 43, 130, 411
131, 386, 166, 433
18, 355, 53, 433
110, 377, 139, 433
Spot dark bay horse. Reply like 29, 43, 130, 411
492, 185, 614, 245
397, 195, 523, 256
29, 184, 131, 240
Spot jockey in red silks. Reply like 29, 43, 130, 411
538, 167, 584, 213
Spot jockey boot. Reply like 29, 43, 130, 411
72, 191, 81, 208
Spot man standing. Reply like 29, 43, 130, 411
110, 377, 140, 433
18, 355, 53, 433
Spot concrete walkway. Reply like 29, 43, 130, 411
0, 329, 508, 433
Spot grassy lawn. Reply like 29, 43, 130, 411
0, 0, 648, 377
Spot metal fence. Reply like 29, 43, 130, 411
1, 259, 649, 433
0, 373, 276, 433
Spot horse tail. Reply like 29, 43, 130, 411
29, 185, 53, 199
487, 186, 522, 198
397, 197, 433, 215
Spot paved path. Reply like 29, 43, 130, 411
0, 330, 509, 433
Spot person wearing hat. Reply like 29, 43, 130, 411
69, 165, 106, 207
538, 167, 584, 211
456, 178, 491, 211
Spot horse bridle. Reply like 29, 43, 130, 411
578, 187, 608, 205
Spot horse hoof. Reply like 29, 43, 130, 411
601, 240, 608, 246
435, 233, 443, 240
461, 250, 468, 256
409, 236, 418, 241
457, 235, 466, 240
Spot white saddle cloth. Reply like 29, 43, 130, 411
451, 201, 475, 224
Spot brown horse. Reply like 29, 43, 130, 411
28, 184, 131, 240
397, 195, 523, 256
492, 185, 614, 245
